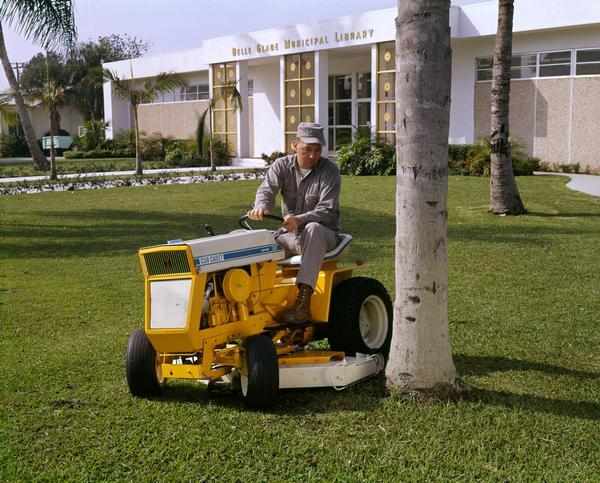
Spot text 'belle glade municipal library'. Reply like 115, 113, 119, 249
102, 0, 600, 170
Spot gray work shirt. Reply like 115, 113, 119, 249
254, 154, 341, 231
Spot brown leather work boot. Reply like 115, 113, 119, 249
276, 283, 314, 325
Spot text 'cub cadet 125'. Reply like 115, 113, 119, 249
126, 214, 393, 409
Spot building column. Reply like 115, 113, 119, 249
103, 80, 131, 140
279, 55, 286, 152
314, 50, 329, 155
236, 60, 249, 158
370, 44, 378, 140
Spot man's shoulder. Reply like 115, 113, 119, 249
271, 154, 296, 169
318, 156, 341, 176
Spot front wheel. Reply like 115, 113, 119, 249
328, 277, 393, 360
126, 329, 165, 397
240, 334, 279, 409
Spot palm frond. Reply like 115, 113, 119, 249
0, 0, 77, 51
153, 72, 187, 94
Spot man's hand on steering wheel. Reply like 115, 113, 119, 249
247, 208, 269, 221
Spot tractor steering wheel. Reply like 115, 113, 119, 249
238, 213, 284, 230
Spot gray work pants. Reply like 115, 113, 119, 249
276, 222, 340, 289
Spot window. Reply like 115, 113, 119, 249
179, 84, 209, 101
248, 79, 254, 96
328, 74, 353, 150
576, 49, 600, 76
476, 54, 536, 81
539, 51, 571, 77
327, 73, 372, 150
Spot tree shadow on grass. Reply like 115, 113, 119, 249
155, 375, 385, 415
456, 354, 600, 421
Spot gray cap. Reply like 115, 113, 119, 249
297, 122, 326, 146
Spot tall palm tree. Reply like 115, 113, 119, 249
489, 0, 525, 214
0, 0, 76, 170
196, 80, 242, 171
386, 0, 468, 398
103, 68, 186, 175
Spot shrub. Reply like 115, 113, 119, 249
0, 133, 30, 157
261, 151, 286, 166
72, 120, 109, 151
140, 132, 176, 161
64, 149, 135, 159
449, 136, 539, 177
112, 129, 136, 151
202, 136, 232, 166
337, 137, 395, 176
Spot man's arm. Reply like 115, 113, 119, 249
250, 159, 285, 219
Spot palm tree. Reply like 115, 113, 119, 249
103, 68, 186, 175
489, 0, 525, 214
196, 80, 242, 171
0, 0, 76, 170
386, 0, 468, 398
24, 79, 67, 180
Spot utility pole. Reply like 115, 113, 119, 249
10, 61, 24, 83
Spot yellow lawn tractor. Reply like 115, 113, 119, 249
126, 214, 392, 409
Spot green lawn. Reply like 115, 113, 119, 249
1, 175, 598, 480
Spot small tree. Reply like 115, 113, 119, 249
103, 68, 186, 175
489, 0, 525, 214
25, 78, 66, 179
196, 80, 242, 171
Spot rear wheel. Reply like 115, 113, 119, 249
241, 334, 279, 409
328, 277, 393, 360
126, 329, 165, 397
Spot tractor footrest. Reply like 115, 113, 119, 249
278, 353, 384, 389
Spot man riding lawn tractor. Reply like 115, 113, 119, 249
126, 122, 393, 409
248, 122, 341, 326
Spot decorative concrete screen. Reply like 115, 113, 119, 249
284, 52, 315, 153
377, 41, 396, 144
212, 62, 238, 156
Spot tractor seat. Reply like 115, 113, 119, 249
278, 233, 353, 266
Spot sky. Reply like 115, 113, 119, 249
0, 0, 483, 89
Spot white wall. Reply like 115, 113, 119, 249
103, 82, 131, 139
249, 62, 281, 157
449, 25, 600, 144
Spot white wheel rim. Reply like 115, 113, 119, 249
359, 295, 388, 349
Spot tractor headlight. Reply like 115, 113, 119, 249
149, 279, 192, 329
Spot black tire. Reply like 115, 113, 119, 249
126, 329, 164, 397
241, 334, 279, 409
328, 277, 393, 359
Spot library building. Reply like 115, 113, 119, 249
103, 0, 600, 170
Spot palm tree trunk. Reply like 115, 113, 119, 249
0, 22, 48, 170
489, 0, 525, 215
386, 0, 467, 398
132, 106, 142, 175
49, 108, 57, 180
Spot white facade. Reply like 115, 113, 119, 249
103, 0, 600, 167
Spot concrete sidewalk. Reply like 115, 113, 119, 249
534, 172, 600, 197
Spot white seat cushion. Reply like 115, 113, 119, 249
278, 233, 353, 266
